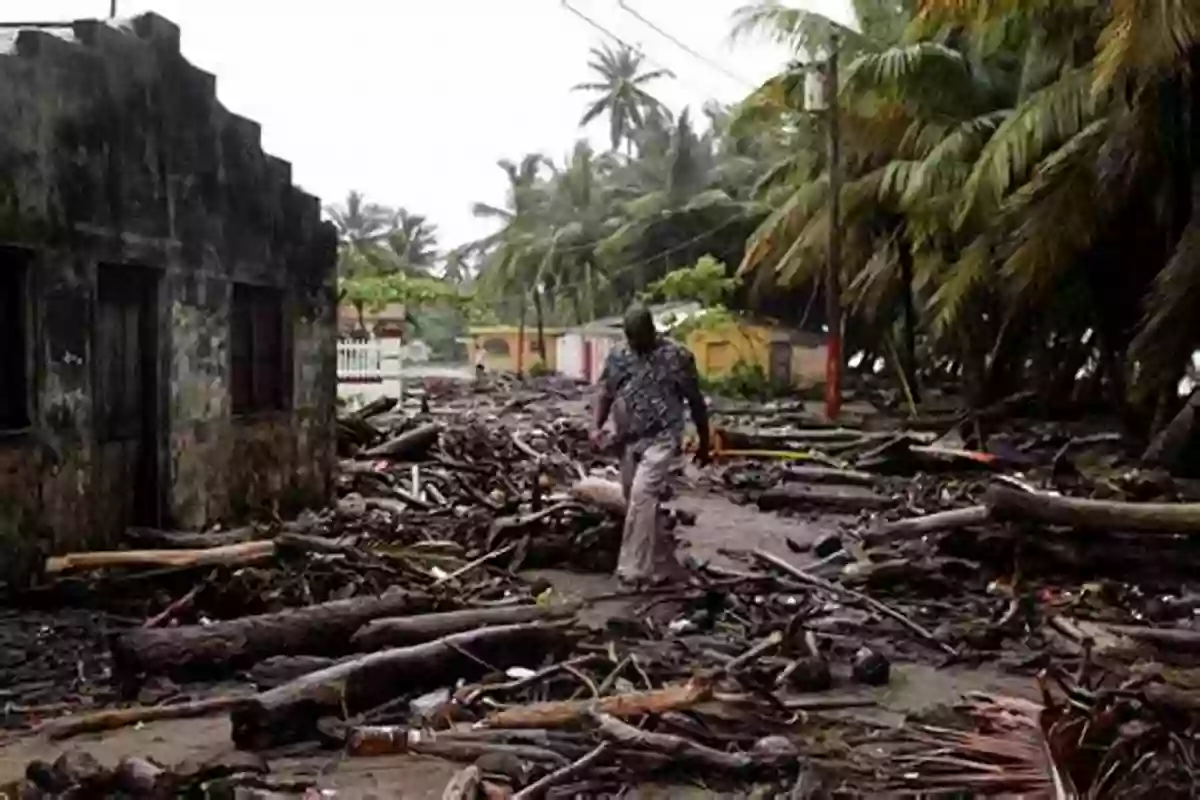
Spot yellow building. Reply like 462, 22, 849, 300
464, 326, 564, 373
684, 320, 828, 388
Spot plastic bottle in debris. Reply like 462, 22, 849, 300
345, 725, 424, 757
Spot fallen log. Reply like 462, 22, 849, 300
481, 678, 711, 730
349, 395, 397, 421
568, 478, 626, 516
36, 695, 249, 741
1105, 624, 1200, 653
757, 484, 893, 513
780, 466, 878, 486
231, 623, 573, 749
351, 603, 579, 651
112, 590, 436, 679
45, 540, 276, 576
862, 505, 990, 545
363, 423, 442, 459
246, 655, 343, 689
984, 484, 1200, 533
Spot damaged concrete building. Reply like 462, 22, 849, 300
0, 14, 338, 553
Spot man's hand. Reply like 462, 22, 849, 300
589, 428, 608, 451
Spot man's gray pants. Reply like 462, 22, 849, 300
617, 436, 685, 584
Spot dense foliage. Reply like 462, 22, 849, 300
328, 0, 1200, 428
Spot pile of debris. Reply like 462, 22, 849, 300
5, 383, 1200, 796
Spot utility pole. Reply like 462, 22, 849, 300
110, 0, 118, 18
824, 33, 843, 421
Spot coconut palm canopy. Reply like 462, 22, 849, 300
332, 0, 1200, 426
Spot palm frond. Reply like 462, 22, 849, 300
957, 67, 1108, 227
1093, 0, 1200, 94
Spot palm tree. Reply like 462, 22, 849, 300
385, 209, 440, 276
470, 155, 553, 369
326, 191, 395, 261
573, 43, 675, 155
325, 191, 399, 278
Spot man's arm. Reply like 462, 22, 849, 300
680, 351, 710, 460
593, 354, 618, 433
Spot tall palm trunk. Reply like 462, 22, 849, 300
533, 287, 547, 365
897, 234, 919, 403
517, 294, 527, 377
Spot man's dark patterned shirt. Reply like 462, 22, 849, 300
600, 337, 701, 444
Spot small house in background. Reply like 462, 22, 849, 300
557, 302, 702, 384
685, 321, 828, 388
464, 326, 563, 373
556, 303, 827, 389
0, 15, 338, 553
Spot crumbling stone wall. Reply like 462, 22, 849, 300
0, 14, 337, 552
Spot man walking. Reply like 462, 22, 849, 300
590, 305, 710, 587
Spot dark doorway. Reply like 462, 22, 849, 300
768, 341, 793, 386
95, 264, 161, 529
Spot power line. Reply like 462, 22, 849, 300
559, 0, 723, 101
615, 0, 754, 89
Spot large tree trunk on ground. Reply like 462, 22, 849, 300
230, 623, 573, 750
111, 591, 437, 680
984, 484, 1200, 533
350, 604, 579, 651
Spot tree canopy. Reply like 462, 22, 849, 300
330, 2, 1200, 426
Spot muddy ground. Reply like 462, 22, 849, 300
0, 485, 1037, 798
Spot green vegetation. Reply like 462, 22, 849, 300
329, 0, 1200, 428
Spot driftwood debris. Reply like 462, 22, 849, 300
45, 540, 277, 576
350, 603, 579, 650
231, 623, 573, 749
112, 590, 436, 678
779, 465, 879, 486
862, 505, 990, 545
985, 484, 1200, 533
363, 423, 443, 459
36, 695, 249, 741
568, 477, 626, 515
481, 678, 712, 730
757, 484, 893, 513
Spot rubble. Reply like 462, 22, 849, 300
2, 378, 1200, 796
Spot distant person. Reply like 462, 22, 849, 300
474, 347, 486, 381
590, 304, 710, 588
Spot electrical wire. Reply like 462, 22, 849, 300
615, 0, 754, 89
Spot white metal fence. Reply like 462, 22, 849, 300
337, 339, 403, 408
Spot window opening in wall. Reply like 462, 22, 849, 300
0, 249, 29, 431
231, 284, 287, 414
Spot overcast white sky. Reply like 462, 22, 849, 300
8, 1, 853, 248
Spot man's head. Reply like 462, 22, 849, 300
623, 303, 657, 355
